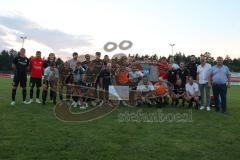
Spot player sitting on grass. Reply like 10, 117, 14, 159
42, 62, 59, 105
171, 79, 186, 107
136, 76, 155, 106
154, 77, 170, 106
185, 76, 200, 109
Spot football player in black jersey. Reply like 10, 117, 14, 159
11, 48, 29, 106
176, 62, 189, 88
187, 55, 198, 81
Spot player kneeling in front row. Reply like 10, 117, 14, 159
154, 77, 170, 106
171, 79, 186, 107
42, 62, 59, 105
185, 76, 200, 109
136, 76, 155, 106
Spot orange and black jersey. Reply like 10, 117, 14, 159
115, 68, 129, 85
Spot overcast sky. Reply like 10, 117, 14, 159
0, 0, 240, 59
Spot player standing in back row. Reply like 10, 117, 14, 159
28, 51, 44, 104
11, 48, 29, 106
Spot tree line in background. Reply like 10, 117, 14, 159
0, 49, 240, 72
129, 52, 240, 72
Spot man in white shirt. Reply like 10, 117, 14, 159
129, 64, 144, 89
137, 78, 155, 92
129, 67, 144, 80
136, 76, 155, 105
197, 55, 211, 111
42, 62, 59, 105
185, 76, 200, 109
68, 52, 79, 70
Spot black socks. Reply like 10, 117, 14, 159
12, 88, 17, 101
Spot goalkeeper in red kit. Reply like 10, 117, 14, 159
28, 51, 44, 104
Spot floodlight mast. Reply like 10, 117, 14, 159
20, 36, 27, 48
169, 43, 175, 56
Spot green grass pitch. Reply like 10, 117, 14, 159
0, 78, 240, 160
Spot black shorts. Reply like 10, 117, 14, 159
13, 75, 27, 88
30, 77, 42, 88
